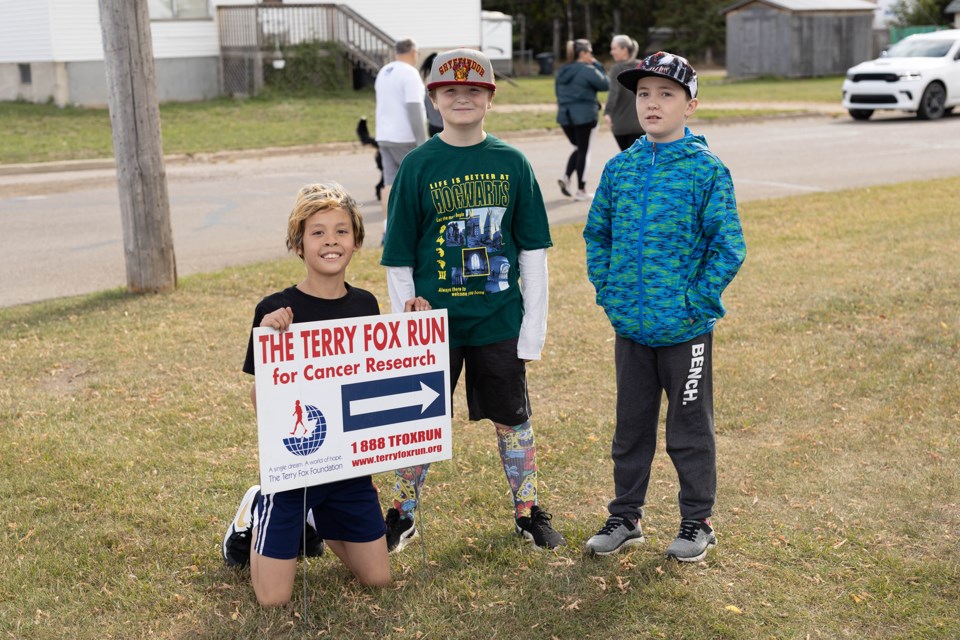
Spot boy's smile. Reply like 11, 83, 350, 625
634, 78, 698, 143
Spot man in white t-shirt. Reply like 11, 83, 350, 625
375, 38, 427, 228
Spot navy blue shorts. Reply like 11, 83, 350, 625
451, 337, 531, 426
253, 476, 385, 560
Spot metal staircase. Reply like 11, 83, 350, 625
217, 3, 394, 95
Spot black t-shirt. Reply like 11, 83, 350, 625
242, 284, 380, 375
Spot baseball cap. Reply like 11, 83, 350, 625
617, 51, 698, 99
426, 48, 496, 91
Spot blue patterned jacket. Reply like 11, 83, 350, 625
583, 129, 746, 347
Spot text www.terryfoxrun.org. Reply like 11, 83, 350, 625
352, 444, 442, 467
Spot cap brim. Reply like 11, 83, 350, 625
617, 68, 661, 93
426, 80, 496, 91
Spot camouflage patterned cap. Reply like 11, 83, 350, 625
426, 48, 496, 91
617, 51, 698, 98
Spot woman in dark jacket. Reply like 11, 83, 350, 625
604, 35, 644, 151
555, 39, 609, 200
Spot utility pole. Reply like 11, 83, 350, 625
99, 0, 177, 294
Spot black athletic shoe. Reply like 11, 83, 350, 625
222, 485, 260, 568
303, 510, 325, 559
384, 507, 418, 554
515, 505, 566, 549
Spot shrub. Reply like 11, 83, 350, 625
264, 40, 351, 94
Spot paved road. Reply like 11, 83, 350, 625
2, 112, 959, 308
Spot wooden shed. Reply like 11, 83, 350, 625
721, 0, 876, 78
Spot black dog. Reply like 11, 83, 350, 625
356, 117, 384, 201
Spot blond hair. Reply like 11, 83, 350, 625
286, 182, 365, 257
611, 34, 639, 58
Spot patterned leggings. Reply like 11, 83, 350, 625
392, 420, 539, 519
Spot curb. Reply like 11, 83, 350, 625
0, 140, 368, 177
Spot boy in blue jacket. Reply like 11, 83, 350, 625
582, 52, 746, 561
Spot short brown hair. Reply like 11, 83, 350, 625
286, 183, 365, 257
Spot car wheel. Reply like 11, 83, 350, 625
848, 109, 874, 120
917, 83, 946, 120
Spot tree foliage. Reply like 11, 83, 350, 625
481, 0, 718, 61
891, 0, 954, 26
652, 0, 728, 61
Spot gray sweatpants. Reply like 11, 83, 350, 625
608, 332, 716, 521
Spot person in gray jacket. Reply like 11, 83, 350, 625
555, 39, 609, 201
604, 35, 644, 151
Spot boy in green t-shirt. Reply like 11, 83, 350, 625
380, 48, 565, 550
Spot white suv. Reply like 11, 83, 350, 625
841, 29, 960, 120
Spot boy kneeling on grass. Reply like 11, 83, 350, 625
583, 52, 746, 562
222, 183, 398, 606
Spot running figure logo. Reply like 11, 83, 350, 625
290, 399, 306, 435
282, 400, 327, 456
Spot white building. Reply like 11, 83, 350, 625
869, 0, 899, 29
0, 0, 483, 106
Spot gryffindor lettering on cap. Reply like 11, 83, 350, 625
437, 57, 487, 80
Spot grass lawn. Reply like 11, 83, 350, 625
0, 75, 843, 165
1, 175, 958, 639
485, 74, 843, 105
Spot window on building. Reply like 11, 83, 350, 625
148, 0, 210, 20
18, 63, 31, 85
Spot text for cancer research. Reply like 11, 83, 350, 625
270, 348, 438, 385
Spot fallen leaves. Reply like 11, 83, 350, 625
561, 598, 581, 611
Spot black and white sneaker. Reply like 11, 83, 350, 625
222, 485, 260, 568
223, 486, 324, 567
303, 509, 325, 559
385, 507, 417, 554
515, 505, 566, 549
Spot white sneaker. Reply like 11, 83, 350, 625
558, 176, 572, 197
574, 189, 594, 201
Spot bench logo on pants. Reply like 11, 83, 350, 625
682, 343, 705, 406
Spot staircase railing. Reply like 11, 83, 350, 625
217, 3, 393, 76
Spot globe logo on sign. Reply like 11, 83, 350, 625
282, 401, 326, 457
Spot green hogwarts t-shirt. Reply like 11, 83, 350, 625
381, 134, 552, 348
